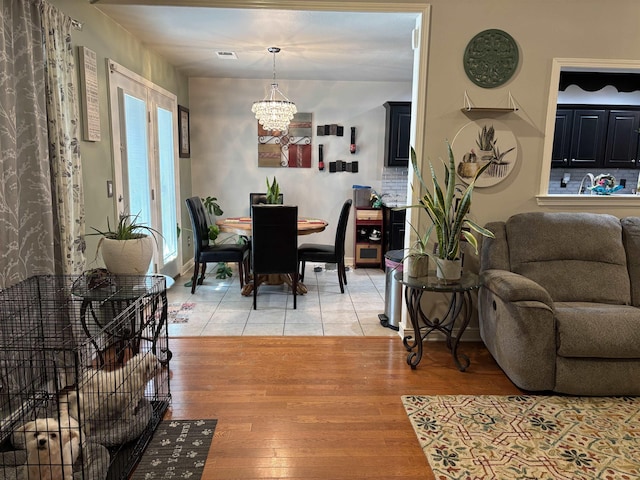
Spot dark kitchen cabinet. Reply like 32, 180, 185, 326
384, 101, 411, 167
552, 105, 640, 170
551, 109, 574, 167
568, 109, 608, 168
383, 206, 406, 254
604, 110, 640, 168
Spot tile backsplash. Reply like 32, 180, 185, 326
381, 166, 409, 205
549, 168, 640, 195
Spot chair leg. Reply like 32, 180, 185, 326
340, 261, 348, 286
253, 277, 258, 310
299, 260, 306, 282
244, 257, 251, 285
337, 262, 345, 294
198, 262, 207, 285
292, 272, 297, 309
238, 261, 244, 288
191, 261, 199, 294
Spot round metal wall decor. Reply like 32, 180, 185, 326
463, 29, 519, 88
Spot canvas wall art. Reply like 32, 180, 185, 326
257, 112, 312, 168
451, 119, 518, 188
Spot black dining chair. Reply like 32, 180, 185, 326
251, 205, 298, 310
249, 192, 284, 214
185, 197, 250, 294
298, 199, 352, 293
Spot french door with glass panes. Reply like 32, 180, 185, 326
108, 60, 180, 277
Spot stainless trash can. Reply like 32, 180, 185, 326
379, 249, 404, 331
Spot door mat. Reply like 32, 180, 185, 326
129, 419, 217, 480
402, 394, 640, 480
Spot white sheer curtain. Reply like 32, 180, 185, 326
42, 1, 86, 276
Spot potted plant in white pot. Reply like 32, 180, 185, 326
91, 212, 159, 275
406, 141, 494, 282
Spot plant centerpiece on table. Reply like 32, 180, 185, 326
406, 141, 494, 282
265, 176, 282, 204
91, 212, 160, 275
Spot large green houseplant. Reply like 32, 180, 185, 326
407, 141, 494, 281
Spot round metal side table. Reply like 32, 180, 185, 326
396, 270, 481, 371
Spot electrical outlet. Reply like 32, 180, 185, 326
187, 235, 191, 247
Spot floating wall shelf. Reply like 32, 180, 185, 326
461, 91, 519, 113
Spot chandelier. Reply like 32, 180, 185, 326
251, 47, 297, 132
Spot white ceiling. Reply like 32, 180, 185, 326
94, 5, 418, 82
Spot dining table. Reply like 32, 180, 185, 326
216, 216, 328, 296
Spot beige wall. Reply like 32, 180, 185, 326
420, 0, 640, 228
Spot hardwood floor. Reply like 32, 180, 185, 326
164, 336, 522, 479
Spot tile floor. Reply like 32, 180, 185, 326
165, 264, 399, 337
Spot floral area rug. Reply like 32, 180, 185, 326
168, 302, 195, 324
402, 395, 640, 480
129, 419, 217, 480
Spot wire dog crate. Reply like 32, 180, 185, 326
0, 274, 171, 480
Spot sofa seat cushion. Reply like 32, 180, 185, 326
555, 302, 640, 358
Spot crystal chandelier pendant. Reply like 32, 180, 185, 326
251, 47, 297, 132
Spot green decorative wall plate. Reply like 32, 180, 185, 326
463, 29, 519, 88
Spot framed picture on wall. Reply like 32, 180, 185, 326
178, 105, 190, 158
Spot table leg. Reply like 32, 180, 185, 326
402, 288, 472, 371
241, 274, 308, 296
281, 274, 308, 295
241, 274, 265, 296
403, 288, 424, 369
449, 291, 472, 372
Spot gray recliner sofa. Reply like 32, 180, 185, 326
478, 212, 640, 396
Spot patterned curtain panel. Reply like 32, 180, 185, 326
0, 0, 55, 288
42, 2, 86, 275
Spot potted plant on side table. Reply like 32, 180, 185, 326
405, 140, 494, 282
91, 212, 159, 275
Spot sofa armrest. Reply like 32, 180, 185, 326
478, 269, 556, 391
480, 269, 553, 307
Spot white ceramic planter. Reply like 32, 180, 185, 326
99, 236, 154, 275
435, 258, 462, 283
